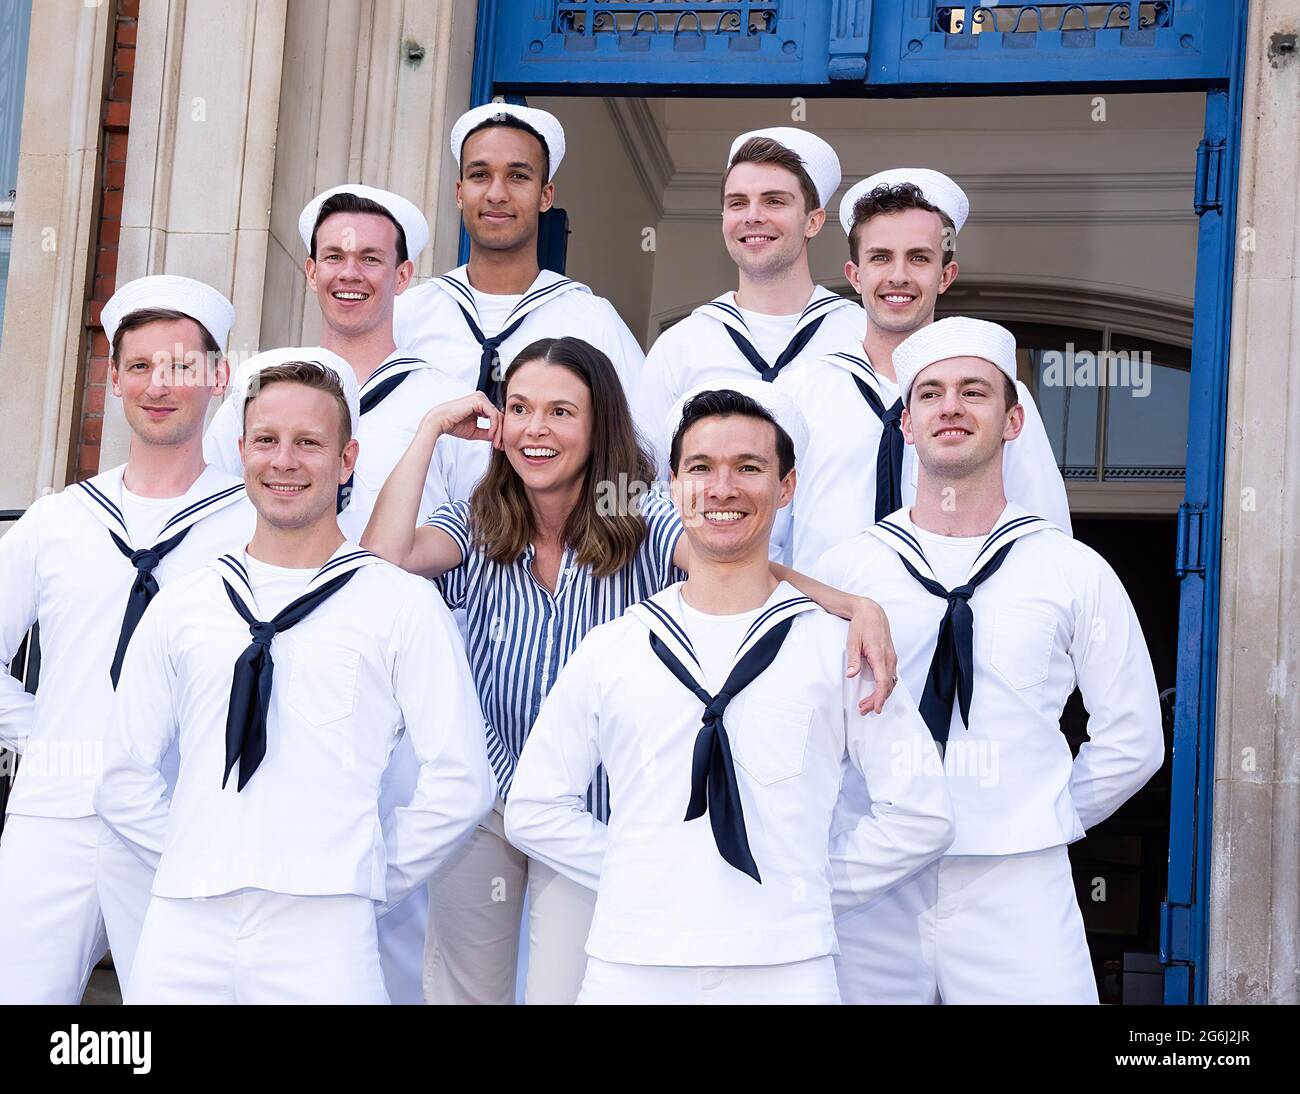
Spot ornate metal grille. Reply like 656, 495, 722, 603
936, 3, 1173, 36
554, 1, 781, 39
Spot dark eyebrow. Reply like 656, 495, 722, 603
864, 244, 938, 255
682, 451, 771, 463
319, 244, 388, 255
465, 158, 537, 172
724, 189, 796, 201
916, 375, 995, 392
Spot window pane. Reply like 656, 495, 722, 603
1002, 323, 1104, 481
1104, 341, 1190, 480
0, 1, 33, 199
0, 224, 10, 344
1029, 345, 1102, 480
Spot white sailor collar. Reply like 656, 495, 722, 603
691, 285, 856, 342
361, 350, 429, 396
627, 580, 819, 694
819, 348, 888, 401
71, 463, 246, 546
212, 541, 384, 619
869, 502, 1056, 587
429, 265, 590, 328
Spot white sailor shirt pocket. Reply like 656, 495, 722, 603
731, 695, 814, 786
286, 641, 361, 725
989, 606, 1057, 691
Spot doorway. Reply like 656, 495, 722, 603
473, 0, 1249, 1003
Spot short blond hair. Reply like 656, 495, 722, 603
243, 361, 351, 446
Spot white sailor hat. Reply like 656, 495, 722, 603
298, 184, 429, 262
233, 346, 361, 438
726, 127, 842, 210
450, 103, 566, 180
894, 317, 1017, 405
102, 275, 235, 352
666, 377, 810, 471
838, 168, 970, 236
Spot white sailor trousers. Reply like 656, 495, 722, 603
376, 733, 431, 1005
126, 890, 388, 1004
0, 814, 153, 1003
835, 844, 1098, 1005
377, 885, 429, 1005
424, 804, 595, 1005
576, 956, 841, 1005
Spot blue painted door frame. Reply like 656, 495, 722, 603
468, 0, 1250, 1004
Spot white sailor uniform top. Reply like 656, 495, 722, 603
637, 287, 866, 474
394, 266, 645, 401
815, 504, 1163, 859
775, 349, 1072, 571
0, 465, 254, 818
95, 543, 494, 908
505, 582, 954, 967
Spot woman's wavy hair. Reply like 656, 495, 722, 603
469, 337, 656, 577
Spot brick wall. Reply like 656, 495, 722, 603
74, 0, 137, 481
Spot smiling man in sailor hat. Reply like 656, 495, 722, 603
815, 316, 1163, 1004
635, 127, 868, 495
98, 355, 493, 1003
771, 168, 1070, 572
0, 275, 255, 1003
506, 382, 952, 1004
392, 103, 645, 417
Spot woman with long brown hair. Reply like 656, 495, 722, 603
363, 335, 895, 1005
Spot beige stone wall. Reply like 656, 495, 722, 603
0, 0, 113, 507
531, 96, 660, 343
262, 0, 475, 351
574, 93, 1202, 336
1208, 0, 1300, 1006
98, 0, 290, 470
100, 0, 477, 471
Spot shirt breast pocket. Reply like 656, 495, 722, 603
988, 606, 1057, 691
286, 641, 361, 726
731, 695, 814, 786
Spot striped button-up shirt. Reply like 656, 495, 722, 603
427, 490, 683, 820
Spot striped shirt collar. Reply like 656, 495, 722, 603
519, 539, 580, 596
71, 463, 247, 546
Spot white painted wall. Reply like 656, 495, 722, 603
532, 92, 1201, 343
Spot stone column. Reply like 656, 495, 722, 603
1208, 0, 1300, 1005
98, 0, 289, 469
0, 1, 113, 506
260, 0, 476, 351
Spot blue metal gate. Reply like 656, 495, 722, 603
483, 2, 1236, 93
471, 0, 1250, 1004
